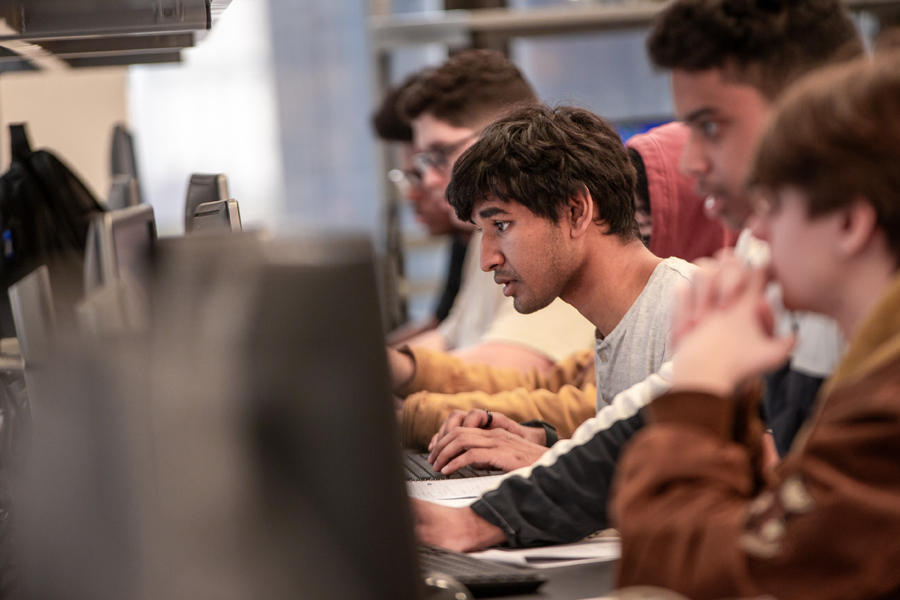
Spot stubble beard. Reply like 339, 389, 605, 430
511, 229, 569, 315
512, 293, 551, 315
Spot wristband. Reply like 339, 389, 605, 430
520, 419, 558, 447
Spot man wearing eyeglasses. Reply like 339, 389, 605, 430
395, 49, 596, 372
373, 74, 472, 345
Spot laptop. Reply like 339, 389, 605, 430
404, 450, 505, 481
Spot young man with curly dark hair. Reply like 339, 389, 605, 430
647, 0, 863, 457
412, 103, 695, 548
391, 49, 597, 371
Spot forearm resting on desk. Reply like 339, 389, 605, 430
411, 499, 506, 553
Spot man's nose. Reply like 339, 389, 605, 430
679, 133, 710, 179
479, 232, 503, 273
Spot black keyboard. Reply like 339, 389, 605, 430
419, 544, 546, 597
404, 450, 504, 481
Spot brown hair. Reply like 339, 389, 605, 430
400, 49, 537, 128
751, 52, 900, 263
647, 0, 863, 100
446, 104, 639, 241
372, 73, 421, 142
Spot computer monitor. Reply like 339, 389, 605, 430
107, 175, 141, 211
80, 205, 158, 335
19, 234, 424, 599
9, 266, 57, 420
140, 233, 423, 599
9, 265, 56, 366
83, 204, 157, 295
239, 237, 421, 600
184, 173, 228, 232
107, 125, 143, 210
110, 124, 139, 180
190, 199, 242, 233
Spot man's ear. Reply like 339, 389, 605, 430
566, 189, 594, 239
838, 197, 880, 259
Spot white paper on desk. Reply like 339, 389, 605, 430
426, 497, 476, 508
471, 539, 621, 569
407, 475, 506, 500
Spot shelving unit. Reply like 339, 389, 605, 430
372, 0, 900, 51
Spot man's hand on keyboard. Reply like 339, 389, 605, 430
429, 409, 546, 451
427, 420, 548, 475
411, 499, 506, 553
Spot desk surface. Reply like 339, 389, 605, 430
500, 560, 618, 600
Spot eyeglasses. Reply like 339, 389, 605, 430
411, 131, 480, 175
387, 168, 424, 196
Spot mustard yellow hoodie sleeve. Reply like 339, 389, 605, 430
401, 383, 597, 449
401, 346, 595, 396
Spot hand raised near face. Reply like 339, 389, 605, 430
671, 253, 761, 350
670, 263, 794, 397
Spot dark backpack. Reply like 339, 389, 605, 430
0, 124, 106, 338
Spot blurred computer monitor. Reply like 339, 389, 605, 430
83, 204, 157, 294
241, 237, 421, 600
110, 124, 139, 180
190, 199, 242, 233
80, 205, 157, 335
18, 233, 424, 599
108, 125, 143, 209
106, 175, 141, 211
144, 234, 422, 599
9, 265, 58, 419
184, 173, 228, 232
9, 265, 56, 366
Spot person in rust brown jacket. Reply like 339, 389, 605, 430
612, 52, 900, 600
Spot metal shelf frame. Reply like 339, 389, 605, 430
371, 0, 900, 51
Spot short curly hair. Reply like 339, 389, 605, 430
751, 51, 900, 265
647, 0, 863, 99
372, 73, 421, 142
446, 104, 639, 241
401, 49, 537, 128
